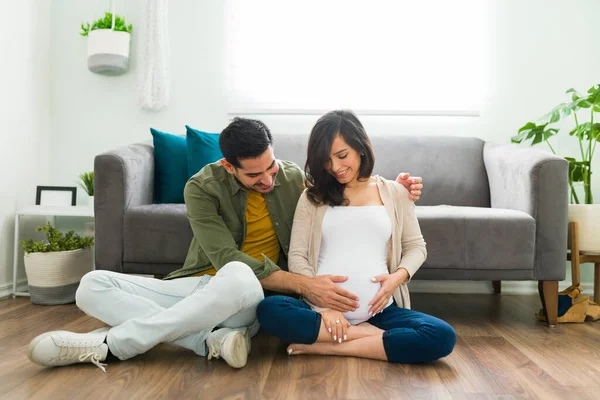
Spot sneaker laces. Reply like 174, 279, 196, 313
57, 343, 107, 373
207, 339, 222, 361
79, 352, 107, 373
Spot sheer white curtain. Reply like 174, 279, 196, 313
225, 0, 488, 116
138, 0, 170, 111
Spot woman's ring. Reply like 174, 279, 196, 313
336, 320, 340, 324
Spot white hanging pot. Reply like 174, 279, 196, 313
568, 204, 600, 253
87, 29, 130, 75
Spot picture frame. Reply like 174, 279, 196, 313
35, 186, 77, 206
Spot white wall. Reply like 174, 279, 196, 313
0, 1, 52, 294
49, 0, 600, 197
50, 0, 230, 207
46, 0, 600, 288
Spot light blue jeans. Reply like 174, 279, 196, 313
75, 262, 264, 360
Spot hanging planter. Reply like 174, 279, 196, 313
87, 29, 130, 75
80, 7, 133, 76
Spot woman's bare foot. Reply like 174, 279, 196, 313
287, 343, 332, 356
286, 334, 387, 361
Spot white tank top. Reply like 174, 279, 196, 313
317, 205, 393, 324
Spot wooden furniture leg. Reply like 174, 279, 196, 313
492, 281, 501, 294
568, 221, 600, 302
569, 221, 581, 285
595, 263, 600, 304
538, 280, 558, 327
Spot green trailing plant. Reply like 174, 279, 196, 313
80, 12, 133, 37
512, 84, 600, 204
21, 223, 94, 254
78, 171, 94, 196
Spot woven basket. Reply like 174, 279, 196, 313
24, 248, 93, 305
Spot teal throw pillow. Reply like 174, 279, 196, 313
150, 128, 188, 204
186, 125, 223, 177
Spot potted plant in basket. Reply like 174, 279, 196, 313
80, 12, 133, 75
21, 223, 94, 305
512, 84, 600, 252
78, 171, 94, 207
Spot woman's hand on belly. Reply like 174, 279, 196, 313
368, 268, 409, 315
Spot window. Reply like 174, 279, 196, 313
226, 0, 488, 116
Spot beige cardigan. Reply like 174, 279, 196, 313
288, 176, 427, 311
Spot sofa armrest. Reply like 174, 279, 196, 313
94, 142, 154, 272
483, 143, 568, 280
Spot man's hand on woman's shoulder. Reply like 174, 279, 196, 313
395, 172, 423, 201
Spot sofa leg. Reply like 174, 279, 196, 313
538, 280, 558, 327
492, 280, 501, 294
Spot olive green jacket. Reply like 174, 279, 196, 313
164, 160, 305, 280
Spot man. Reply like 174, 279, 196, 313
27, 118, 423, 371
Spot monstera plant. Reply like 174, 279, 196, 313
512, 83, 600, 251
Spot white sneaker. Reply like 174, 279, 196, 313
27, 328, 110, 372
232, 326, 252, 355
206, 327, 250, 368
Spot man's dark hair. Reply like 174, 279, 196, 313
305, 110, 375, 206
219, 117, 274, 168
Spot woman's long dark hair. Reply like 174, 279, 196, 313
305, 110, 375, 206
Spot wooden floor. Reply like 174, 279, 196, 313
1, 293, 599, 400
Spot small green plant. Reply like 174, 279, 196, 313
512, 84, 600, 204
21, 223, 94, 253
78, 171, 94, 196
80, 12, 133, 37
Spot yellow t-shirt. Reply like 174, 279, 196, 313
194, 190, 280, 277
241, 191, 280, 263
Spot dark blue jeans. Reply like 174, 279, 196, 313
257, 296, 456, 364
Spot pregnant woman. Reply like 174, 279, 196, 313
257, 110, 455, 363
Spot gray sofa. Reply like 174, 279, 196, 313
94, 135, 568, 323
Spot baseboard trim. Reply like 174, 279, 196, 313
408, 280, 594, 295
0, 279, 28, 300
0, 279, 593, 300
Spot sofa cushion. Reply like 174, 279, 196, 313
150, 128, 188, 204
416, 206, 535, 271
123, 204, 192, 264
186, 125, 222, 177
373, 137, 490, 207
122, 203, 535, 274
273, 134, 490, 207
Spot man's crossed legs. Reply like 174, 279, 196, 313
27, 262, 264, 371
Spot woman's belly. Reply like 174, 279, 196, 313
317, 264, 393, 324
